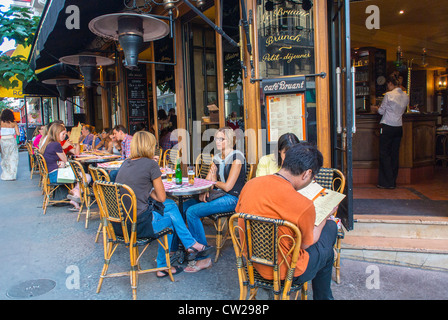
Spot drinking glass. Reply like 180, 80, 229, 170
166, 164, 174, 182
187, 166, 195, 185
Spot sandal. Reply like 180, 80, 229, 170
184, 258, 212, 273
186, 245, 214, 261
156, 265, 183, 278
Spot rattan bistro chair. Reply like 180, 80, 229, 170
206, 163, 254, 262
229, 213, 307, 300
69, 160, 98, 228
36, 153, 73, 215
89, 165, 111, 242
92, 180, 174, 300
154, 146, 163, 166
195, 153, 213, 179
25, 141, 39, 179
162, 148, 180, 168
88, 165, 111, 183
314, 167, 346, 284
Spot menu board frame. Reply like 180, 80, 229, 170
266, 92, 306, 142
126, 64, 149, 134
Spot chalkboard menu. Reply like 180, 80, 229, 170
257, 2, 315, 79
126, 64, 149, 134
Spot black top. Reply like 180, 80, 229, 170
213, 150, 246, 197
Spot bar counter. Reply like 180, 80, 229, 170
353, 113, 438, 184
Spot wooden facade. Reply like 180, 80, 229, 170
94, 0, 333, 167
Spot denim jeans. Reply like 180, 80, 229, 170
152, 199, 197, 268
48, 170, 58, 183
292, 220, 338, 300
109, 169, 118, 182
180, 193, 238, 257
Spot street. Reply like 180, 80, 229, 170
1, 151, 447, 301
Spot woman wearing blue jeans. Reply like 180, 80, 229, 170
113, 131, 211, 277
182, 127, 246, 273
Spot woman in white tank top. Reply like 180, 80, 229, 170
0, 109, 20, 180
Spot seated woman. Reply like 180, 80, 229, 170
114, 131, 212, 277
41, 123, 68, 184
93, 128, 112, 151
256, 132, 300, 177
182, 127, 246, 273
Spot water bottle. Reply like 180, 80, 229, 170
175, 158, 182, 185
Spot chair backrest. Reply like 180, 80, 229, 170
36, 153, 48, 176
229, 213, 302, 299
154, 146, 163, 166
195, 153, 213, 179
314, 167, 345, 193
69, 160, 87, 188
88, 165, 111, 182
92, 180, 137, 245
163, 148, 179, 168
245, 163, 254, 182
25, 141, 33, 156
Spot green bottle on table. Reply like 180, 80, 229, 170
175, 158, 182, 185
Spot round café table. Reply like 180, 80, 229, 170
73, 153, 121, 165
163, 177, 215, 264
163, 177, 215, 216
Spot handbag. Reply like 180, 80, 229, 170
206, 188, 227, 202
57, 164, 77, 184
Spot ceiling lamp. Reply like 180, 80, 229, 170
42, 78, 82, 101
88, 12, 169, 69
59, 54, 115, 88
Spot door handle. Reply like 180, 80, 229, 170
336, 67, 342, 134
351, 66, 356, 134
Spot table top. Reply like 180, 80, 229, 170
163, 178, 215, 196
97, 160, 125, 170
74, 153, 121, 163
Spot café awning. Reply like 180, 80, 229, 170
23, 62, 82, 97
28, 0, 124, 71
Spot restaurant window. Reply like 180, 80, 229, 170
26, 97, 43, 126
222, 0, 244, 133
154, 36, 176, 145
183, 16, 219, 154
256, 0, 317, 144
42, 97, 59, 125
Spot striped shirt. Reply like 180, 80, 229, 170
121, 134, 133, 159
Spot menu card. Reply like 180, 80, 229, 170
298, 181, 346, 226
69, 123, 82, 144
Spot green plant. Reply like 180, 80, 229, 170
0, 5, 40, 89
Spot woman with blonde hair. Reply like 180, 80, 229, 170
114, 131, 212, 277
181, 127, 246, 272
40, 123, 68, 184
33, 125, 47, 149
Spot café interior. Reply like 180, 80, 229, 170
349, 0, 448, 217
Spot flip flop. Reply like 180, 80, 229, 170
187, 245, 214, 261
156, 265, 183, 278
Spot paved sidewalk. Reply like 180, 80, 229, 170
1, 152, 447, 300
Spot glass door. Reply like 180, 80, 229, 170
329, 0, 354, 230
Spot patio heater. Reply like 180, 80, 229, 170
88, 12, 170, 69
42, 78, 82, 101
59, 54, 115, 88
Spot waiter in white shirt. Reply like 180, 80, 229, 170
371, 73, 409, 189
